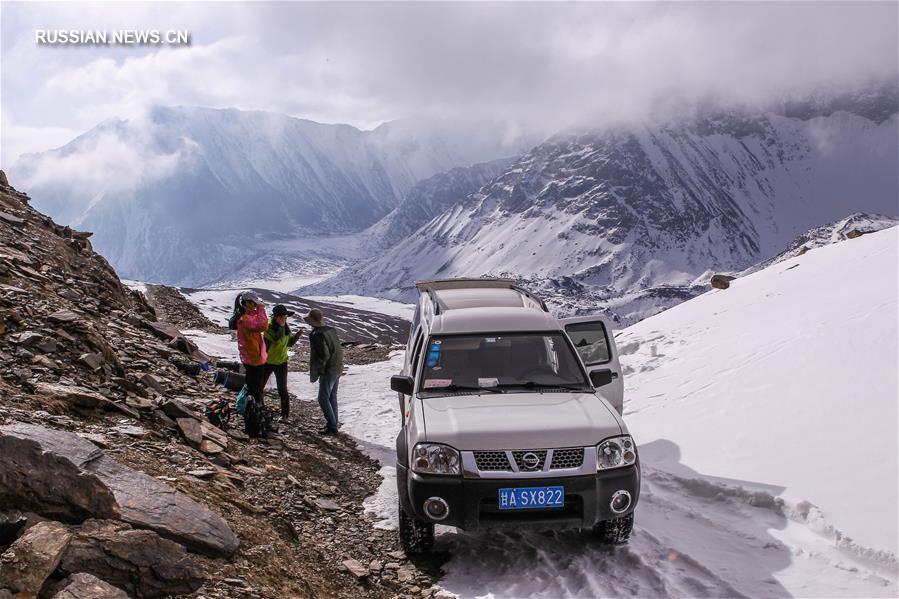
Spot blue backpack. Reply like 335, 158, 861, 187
235, 385, 249, 415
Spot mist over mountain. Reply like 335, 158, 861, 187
303, 85, 899, 323
12, 106, 525, 285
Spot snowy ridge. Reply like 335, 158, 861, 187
739, 212, 899, 276
305, 93, 898, 325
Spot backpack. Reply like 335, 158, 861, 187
205, 397, 232, 430
235, 385, 250, 415
227, 293, 245, 330
243, 396, 272, 438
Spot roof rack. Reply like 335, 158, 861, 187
414, 277, 549, 314
415, 278, 517, 292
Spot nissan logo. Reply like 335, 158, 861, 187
521, 452, 541, 471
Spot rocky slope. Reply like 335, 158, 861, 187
305, 86, 899, 324
12, 107, 524, 286
0, 175, 439, 598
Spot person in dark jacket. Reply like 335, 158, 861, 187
262, 304, 300, 424
305, 308, 343, 435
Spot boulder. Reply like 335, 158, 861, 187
342, 558, 368, 579
139, 374, 165, 395
79, 352, 104, 371
0, 424, 238, 557
158, 398, 201, 421
58, 520, 203, 598
177, 418, 228, 453
47, 310, 80, 325
710, 274, 736, 290
52, 573, 130, 599
845, 229, 868, 239
0, 211, 23, 226
0, 521, 72, 598
33, 383, 109, 410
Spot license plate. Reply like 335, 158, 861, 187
498, 486, 564, 510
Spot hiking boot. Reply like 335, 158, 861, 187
278, 416, 289, 424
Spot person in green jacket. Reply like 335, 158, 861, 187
262, 304, 300, 423
304, 308, 343, 435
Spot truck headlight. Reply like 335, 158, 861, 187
411, 443, 461, 475
597, 435, 637, 470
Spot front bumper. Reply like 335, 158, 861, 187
397, 462, 640, 531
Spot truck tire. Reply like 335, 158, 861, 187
593, 512, 634, 545
398, 500, 434, 554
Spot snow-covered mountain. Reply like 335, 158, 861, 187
11, 107, 525, 285
304, 88, 899, 323
362, 157, 515, 249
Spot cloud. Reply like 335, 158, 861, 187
1, 1, 897, 168
13, 112, 197, 223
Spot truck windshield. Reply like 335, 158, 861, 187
418, 333, 591, 396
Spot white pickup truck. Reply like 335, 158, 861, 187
390, 278, 639, 553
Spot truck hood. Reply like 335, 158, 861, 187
420, 392, 623, 450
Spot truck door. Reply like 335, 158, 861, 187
560, 316, 624, 414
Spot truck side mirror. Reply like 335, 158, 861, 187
391, 375, 414, 395
590, 369, 613, 388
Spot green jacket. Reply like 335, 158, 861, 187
309, 326, 343, 382
264, 321, 299, 365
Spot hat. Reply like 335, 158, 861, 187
241, 291, 264, 305
303, 308, 324, 327
272, 304, 294, 317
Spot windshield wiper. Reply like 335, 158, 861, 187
423, 384, 504, 394
500, 381, 591, 392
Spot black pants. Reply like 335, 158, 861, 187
243, 363, 266, 405
262, 362, 290, 418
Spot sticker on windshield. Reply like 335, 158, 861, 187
424, 379, 452, 389
478, 377, 499, 387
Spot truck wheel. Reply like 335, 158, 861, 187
398, 501, 434, 554
593, 512, 634, 545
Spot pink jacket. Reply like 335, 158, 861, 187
237, 306, 268, 366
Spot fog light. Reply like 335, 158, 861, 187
610, 490, 631, 514
423, 497, 449, 521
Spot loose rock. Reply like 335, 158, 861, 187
710, 274, 736, 290
52, 573, 130, 599
0, 521, 72, 599
59, 519, 203, 598
0, 424, 239, 557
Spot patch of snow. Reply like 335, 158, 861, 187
121, 279, 148, 294
303, 295, 414, 321
182, 329, 238, 361
620, 226, 898, 555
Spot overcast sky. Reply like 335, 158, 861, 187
1, 1, 897, 169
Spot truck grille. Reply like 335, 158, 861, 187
549, 448, 585, 469
473, 451, 512, 471
512, 450, 548, 471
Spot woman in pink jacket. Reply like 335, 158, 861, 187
236, 291, 268, 404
